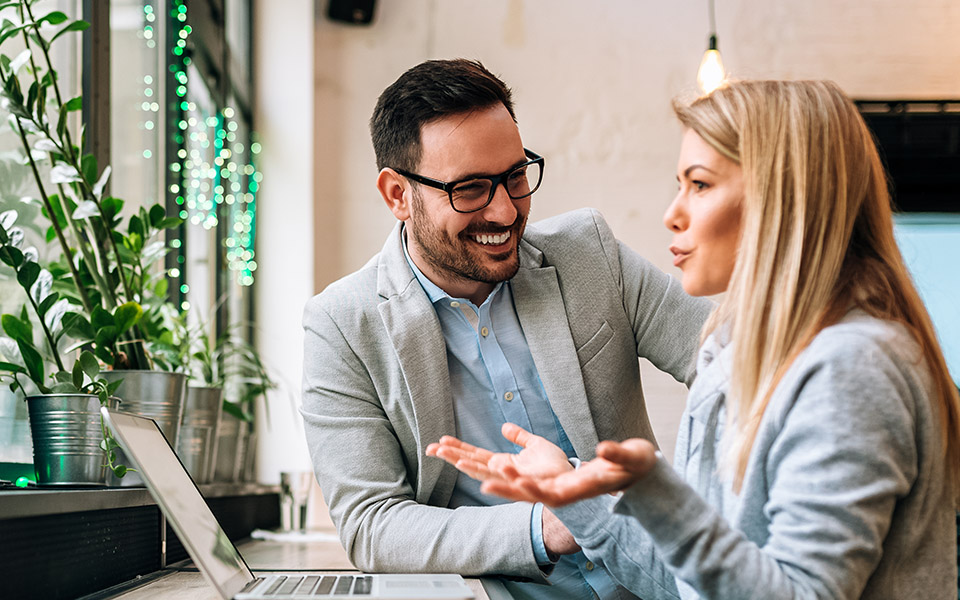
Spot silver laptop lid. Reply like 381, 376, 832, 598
101, 407, 254, 599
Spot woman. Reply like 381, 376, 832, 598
427, 80, 960, 598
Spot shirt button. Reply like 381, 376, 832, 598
585, 561, 594, 571
503, 392, 514, 402
480, 326, 489, 337
450, 301, 460, 308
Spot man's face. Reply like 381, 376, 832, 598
405, 104, 531, 301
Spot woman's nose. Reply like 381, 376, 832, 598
663, 194, 687, 232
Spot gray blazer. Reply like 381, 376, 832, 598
301, 208, 711, 581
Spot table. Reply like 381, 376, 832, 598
105, 534, 499, 600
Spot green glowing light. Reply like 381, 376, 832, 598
15, 476, 30, 488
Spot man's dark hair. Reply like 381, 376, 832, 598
370, 59, 516, 172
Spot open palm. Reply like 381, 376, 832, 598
427, 423, 658, 507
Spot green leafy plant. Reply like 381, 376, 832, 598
0, 1, 183, 371
0, 209, 129, 477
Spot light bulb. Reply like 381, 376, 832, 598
697, 35, 726, 94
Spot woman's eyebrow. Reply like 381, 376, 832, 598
682, 164, 717, 178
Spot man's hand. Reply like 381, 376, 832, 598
426, 423, 574, 481
427, 423, 658, 507
542, 508, 580, 560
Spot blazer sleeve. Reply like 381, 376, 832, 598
587, 210, 713, 386
558, 330, 928, 599
300, 295, 548, 581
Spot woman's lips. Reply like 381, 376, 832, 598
670, 246, 691, 267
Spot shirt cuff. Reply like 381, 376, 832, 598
530, 502, 555, 566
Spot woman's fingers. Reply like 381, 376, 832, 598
596, 438, 657, 475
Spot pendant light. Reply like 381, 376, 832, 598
697, 0, 726, 94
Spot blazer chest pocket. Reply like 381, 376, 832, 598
576, 321, 614, 367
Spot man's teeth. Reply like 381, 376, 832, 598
472, 231, 511, 245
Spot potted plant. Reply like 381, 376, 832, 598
205, 325, 275, 483
0, 0, 188, 468
0, 210, 130, 485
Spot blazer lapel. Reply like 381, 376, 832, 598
376, 224, 458, 504
511, 243, 600, 458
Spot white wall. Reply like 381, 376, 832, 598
252, 0, 315, 483
258, 0, 960, 469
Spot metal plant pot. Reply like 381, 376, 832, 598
177, 385, 223, 484
26, 394, 120, 486
213, 409, 249, 482
101, 370, 187, 487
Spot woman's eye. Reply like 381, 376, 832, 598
692, 180, 708, 191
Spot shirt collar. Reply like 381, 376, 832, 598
401, 224, 504, 307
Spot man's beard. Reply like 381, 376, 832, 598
408, 191, 527, 286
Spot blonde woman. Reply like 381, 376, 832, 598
428, 80, 960, 598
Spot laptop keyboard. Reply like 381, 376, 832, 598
256, 574, 372, 596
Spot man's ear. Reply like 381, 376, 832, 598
377, 168, 411, 221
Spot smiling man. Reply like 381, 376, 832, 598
301, 59, 711, 599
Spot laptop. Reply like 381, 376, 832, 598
100, 407, 475, 599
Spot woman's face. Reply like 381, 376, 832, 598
664, 128, 744, 297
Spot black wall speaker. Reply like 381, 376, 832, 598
327, 0, 376, 25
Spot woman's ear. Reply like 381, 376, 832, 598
377, 168, 411, 221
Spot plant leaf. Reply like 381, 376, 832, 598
9, 48, 29, 74
90, 305, 113, 331
50, 382, 80, 394
60, 311, 94, 341
113, 301, 143, 334
29, 268, 52, 305
0, 209, 16, 230
106, 379, 123, 394
37, 291, 59, 317
50, 18, 89, 44
81, 153, 97, 186
16, 259, 40, 289
49, 163, 81, 184
33, 138, 59, 153
63, 95, 82, 112
91, 165, 110, 197
1, 313, 30, 345
101, 196, 123, 225
15, 337, 43, 386
43, 298, 69, 334
78, 350, 99, 381
38, 11, 69, 26
148, 204, 165, 228
0, 337, 20, 362
128, 214, 144, 238
71, 200, 98, 219
0, 245, 20, 269
0, 360, 26, 374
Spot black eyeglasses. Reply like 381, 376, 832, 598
393, 148, 544, 214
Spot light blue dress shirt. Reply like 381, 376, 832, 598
403, 230, 625, 600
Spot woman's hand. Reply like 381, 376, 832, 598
427, 423, 659, 507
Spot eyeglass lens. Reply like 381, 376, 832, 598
451, 161, 542, 212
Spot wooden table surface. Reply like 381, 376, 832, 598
105, 534, 496, 600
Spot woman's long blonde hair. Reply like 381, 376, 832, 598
674, 80, 960, 504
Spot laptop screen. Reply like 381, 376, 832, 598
101, 407, 253, 599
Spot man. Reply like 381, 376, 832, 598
301, 59, 710, 599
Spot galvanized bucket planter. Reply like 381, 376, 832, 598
177, 385, 223, 484
100, 370, 187, 487
213, 409, 248, 482
25, 394, 120, 486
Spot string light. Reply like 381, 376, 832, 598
697, 0, 727, 94
161, 0, 261, 288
